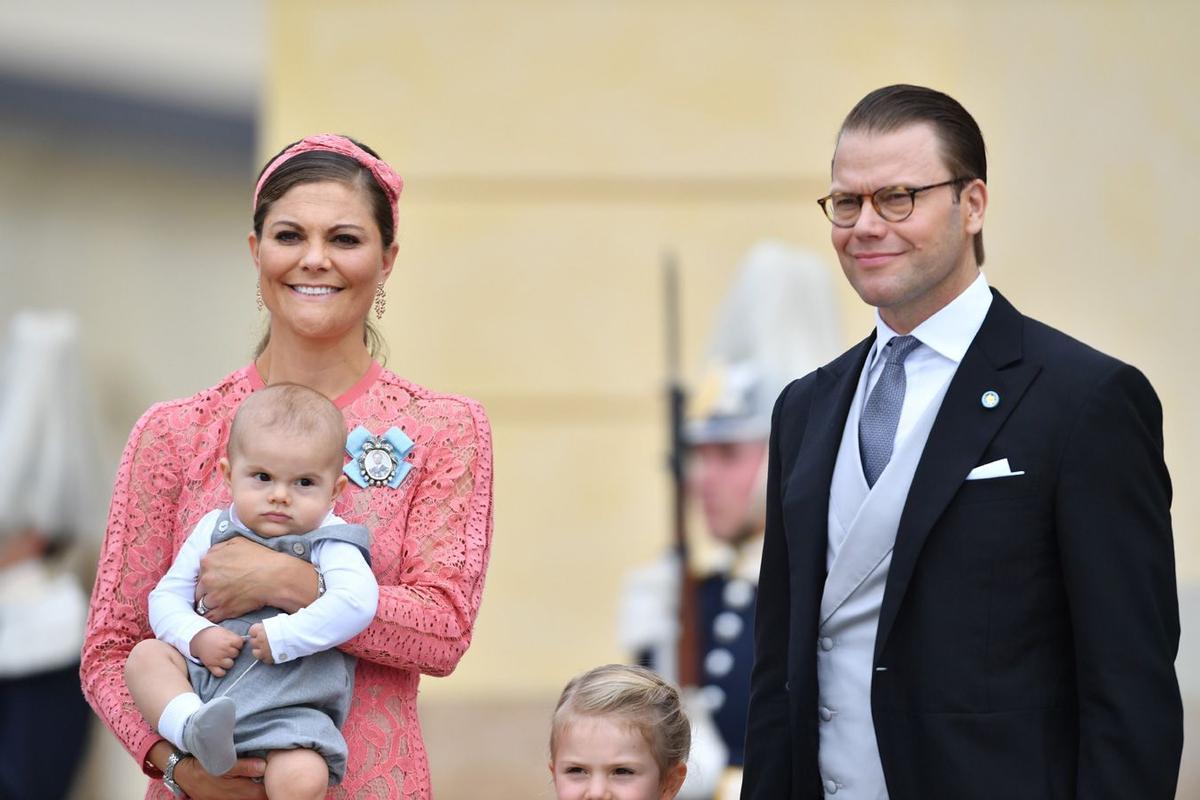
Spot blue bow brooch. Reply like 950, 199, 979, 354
344, 425, 414, 489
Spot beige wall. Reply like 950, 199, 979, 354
0, 139, 256, 423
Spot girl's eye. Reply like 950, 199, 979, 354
564, 766, 585, 775
296, 478, 315, 487
613, 767, 635, 776
253, 472, 270, 482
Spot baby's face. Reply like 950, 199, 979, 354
223, 426, 345, 538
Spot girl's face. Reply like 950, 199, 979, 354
249, 179, 398, 350
550, 716, 686, 800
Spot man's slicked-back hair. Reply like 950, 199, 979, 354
839, 84, 988, 266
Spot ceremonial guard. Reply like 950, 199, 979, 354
620, 241, 841, 799
0, 311, 101, 799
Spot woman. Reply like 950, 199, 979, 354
81, 135, 494, 800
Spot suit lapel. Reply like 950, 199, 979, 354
785, 335, 874, 601
874, 291, 1041, 662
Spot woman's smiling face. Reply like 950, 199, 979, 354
249, 179, 397, 348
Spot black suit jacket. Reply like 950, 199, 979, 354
742, 290, 1182, 799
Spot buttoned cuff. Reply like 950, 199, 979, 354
260, 613, 294, 663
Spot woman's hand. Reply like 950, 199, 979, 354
190, 627, 245, 677
175, 753, 267, 800
196, 537, 319, 621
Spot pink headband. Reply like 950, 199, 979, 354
252, 134, 404, 233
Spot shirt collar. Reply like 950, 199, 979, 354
870, 271, 992, 366
229, 505, 248, 531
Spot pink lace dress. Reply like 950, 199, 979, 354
81, 362, 493, 799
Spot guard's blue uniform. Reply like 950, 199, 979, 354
696, 572, 756, 766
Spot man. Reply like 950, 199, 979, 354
620, 241, 841, 798
742, 85, 1182, 799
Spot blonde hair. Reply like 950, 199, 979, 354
227, 383, 346, 473
550, 664, 691, 776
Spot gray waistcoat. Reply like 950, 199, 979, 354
185, 509, 371, 784
815, 371, 950, 799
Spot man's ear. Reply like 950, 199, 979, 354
963, 178, 988, 236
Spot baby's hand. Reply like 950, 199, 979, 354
190, 626, 245, 677
248, 623, 275, 665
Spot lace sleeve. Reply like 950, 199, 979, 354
343, 398, 494, 677
80, 403, 185, 769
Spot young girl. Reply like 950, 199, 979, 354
550, 664, 690, 800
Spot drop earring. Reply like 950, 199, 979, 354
374, 283, 386, 319
256, 281, 264, 311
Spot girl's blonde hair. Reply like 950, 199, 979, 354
550, 664, 691, 776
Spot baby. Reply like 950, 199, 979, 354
125, 383, 378, 799
550, 664, 690, 800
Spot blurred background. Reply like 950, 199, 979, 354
1, 1, 1196, 797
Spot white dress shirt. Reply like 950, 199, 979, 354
861, 272, 993, 454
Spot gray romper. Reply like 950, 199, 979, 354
185, 509, 371, 784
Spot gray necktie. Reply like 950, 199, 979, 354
859, 335, 921, 487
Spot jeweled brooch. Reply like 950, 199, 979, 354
344, 425, 414, 489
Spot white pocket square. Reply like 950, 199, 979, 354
965, 458, 1026, 481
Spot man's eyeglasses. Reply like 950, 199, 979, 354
817, 178, 972, 228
